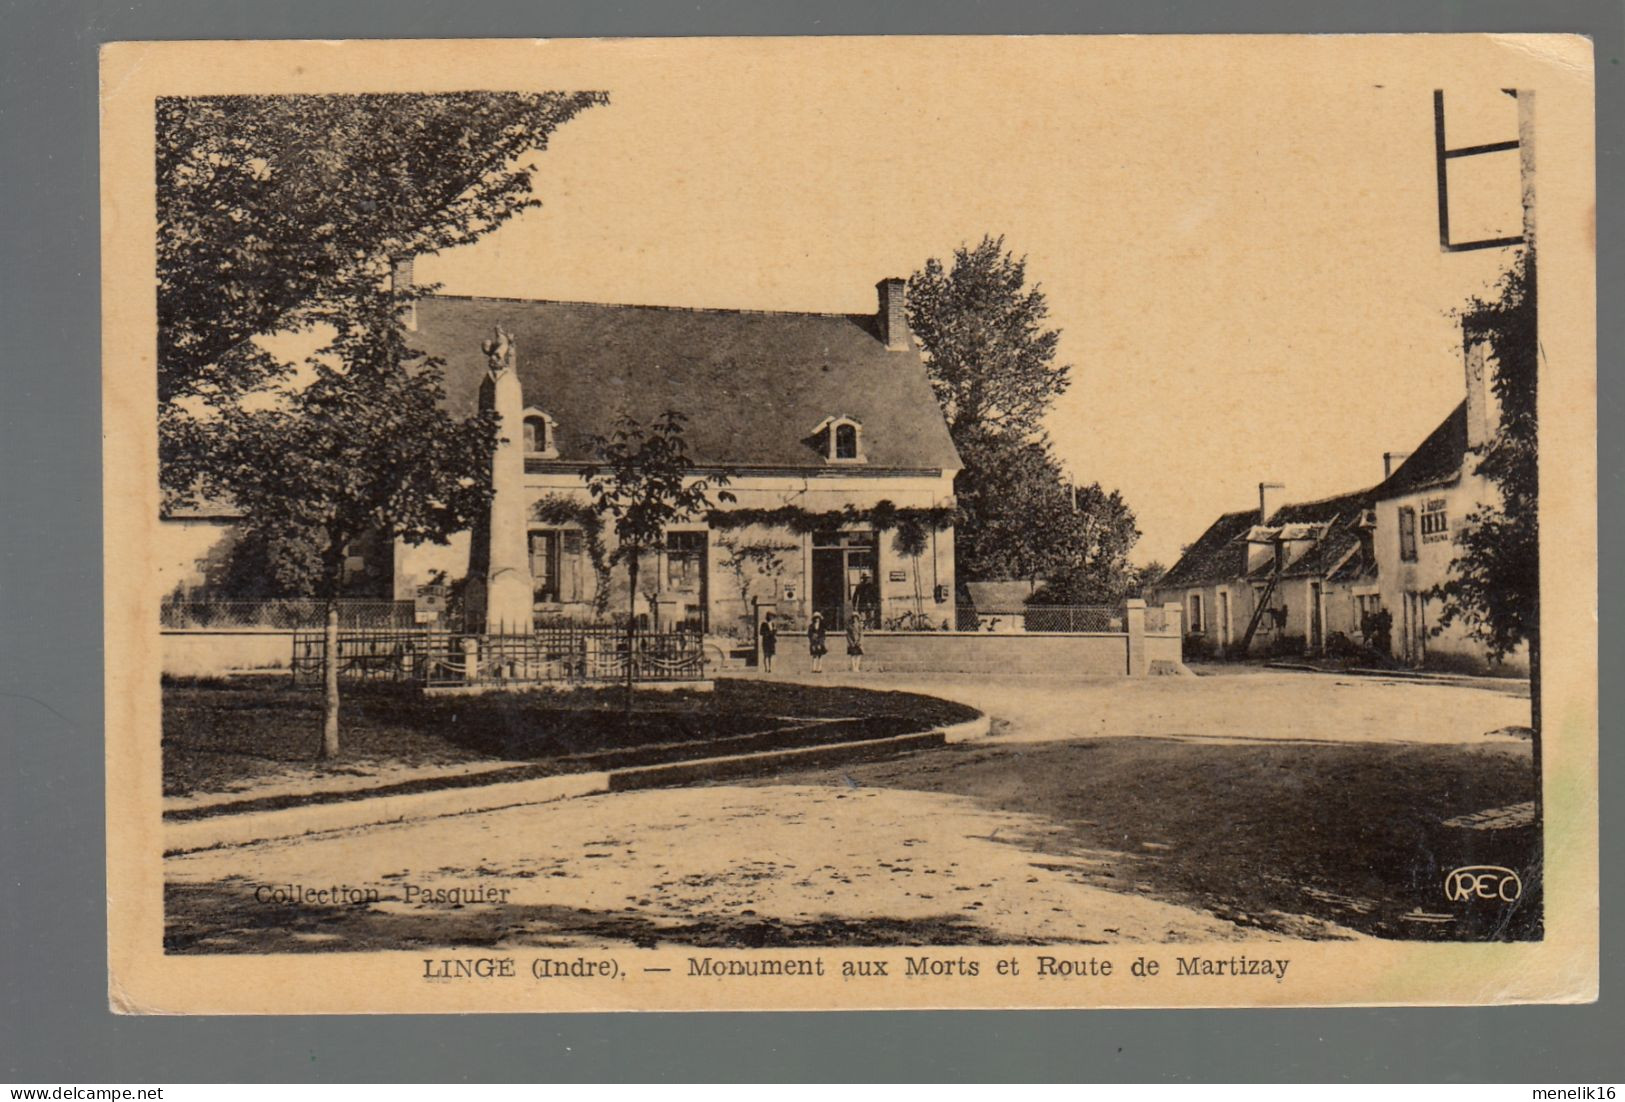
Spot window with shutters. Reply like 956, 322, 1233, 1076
1398, 505, 1418, 562
532, 528, 586, 604
558, 530, 584, 602
530, 531, 561, 603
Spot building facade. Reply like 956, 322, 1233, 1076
393, 278, 961, 637
1370, 324, 1528, 674
1151, 482, 1379, 659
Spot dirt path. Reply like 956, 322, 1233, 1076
166, 783, 1276, 952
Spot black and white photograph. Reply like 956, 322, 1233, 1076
99, 34, 1598, 1012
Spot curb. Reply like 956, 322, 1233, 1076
163, 712, 986, 856
1263, 661, 1529, 690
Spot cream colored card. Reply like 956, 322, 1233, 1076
103, 35, 1597, 1013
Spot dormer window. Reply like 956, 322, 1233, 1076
814, 415, 865, 464
522, 408, 558, 459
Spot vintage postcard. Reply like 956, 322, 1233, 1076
101, 35, 1598, 1013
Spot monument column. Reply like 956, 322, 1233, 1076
478, 325, 534, 634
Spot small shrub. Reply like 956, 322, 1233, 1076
1361, 608, 1393, 656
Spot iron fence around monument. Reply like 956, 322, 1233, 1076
905, 605, 1123, 633
290, 624, 708, 689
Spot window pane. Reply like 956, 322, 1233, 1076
835, 423, 858, 459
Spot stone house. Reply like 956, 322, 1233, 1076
1150, 481, 1379, 658
392, 276, 961, 637
1370, 316, 1528, 673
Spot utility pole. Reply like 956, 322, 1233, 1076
1434, 87, 1541, 826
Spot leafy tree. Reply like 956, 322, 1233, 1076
157, 91, 606, 498
1433, 249, 1539, 762
1433, 253, 1538, 664
1027, 483, 1142, 605
584, 411, 734, 694
908, 237, 1139, 594
951, 429, 1139, 596
1133, 561, 1168, 599
208, 287, 496, 757
906, 235, 1070, 441
718, 536, 798, 637
891, 516, 931, 624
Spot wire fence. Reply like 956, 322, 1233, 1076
162, 599, 417, 630
290, 624, 708, 689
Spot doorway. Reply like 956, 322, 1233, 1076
1309, 581, 1323, 651
664, 530, 708, 632
811, 530, 876, 628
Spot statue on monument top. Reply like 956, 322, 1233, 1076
481, 324, 516, 379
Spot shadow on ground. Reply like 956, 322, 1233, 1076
758, 736, 1543, 941
164, 882, 1021, 954
163, 677, 979, 797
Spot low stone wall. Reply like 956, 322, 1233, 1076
856, 631, 1131, 676
1144, 630, 1184, 672
163, 629, 294, 677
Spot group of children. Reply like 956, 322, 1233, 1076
757, 609, 864, 674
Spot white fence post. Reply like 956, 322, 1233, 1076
1162, 601, 1184, 640
1125, 598, 1148, 676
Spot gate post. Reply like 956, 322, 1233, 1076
1125, 598, 1148, 677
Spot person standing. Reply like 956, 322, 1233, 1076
807, 611, 827, 673
845, 610, 865, 672
852, 571, 879, 628
759, 611, 777, 674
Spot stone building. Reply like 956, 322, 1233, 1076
1150, 482, 1379, 658
1370, 315, 1529, 674
393, 277, 962, 637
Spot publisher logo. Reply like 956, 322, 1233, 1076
1444, 865, 1522, 903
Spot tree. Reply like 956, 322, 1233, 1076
718, 536, 798, 636
1433, 247, 1539, 770
157, 91, 606, 498
1132, 561, 1168, 599
906, 235, 1070, 441
950, 429, 1139, 596
1431, 247, 1541, 848
1027, 483, 1142, 605
584, 411, 734, 696
907, 237, 1140, 594
207, 286, 496, 757
891, 516, 931, 624
1432, 253, 1537, 664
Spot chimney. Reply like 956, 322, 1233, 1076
391, 255, 417, 331
1258, 481, 1284, 523
877, 277, 909, 351
1383, 451, 1410, 479
1463, 329, 1498, 450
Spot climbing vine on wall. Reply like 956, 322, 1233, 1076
704, 500, 956, 535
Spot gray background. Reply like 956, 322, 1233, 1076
2, 0, 1618, 1083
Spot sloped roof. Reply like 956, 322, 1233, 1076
412, 294, 961, 473
1162, 486, 1376, 588
1374, 401, 1467, 500
1158, 508, 1259, 588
